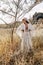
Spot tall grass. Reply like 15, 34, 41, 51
0, 29, 43, 65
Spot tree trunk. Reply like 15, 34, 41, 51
36, 0, 41, 3
11, 28, 14, 53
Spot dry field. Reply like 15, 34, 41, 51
0, 28, 43, 65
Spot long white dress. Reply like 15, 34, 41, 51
16, 23, 35, 52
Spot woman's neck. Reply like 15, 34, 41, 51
25, 23, 28, 31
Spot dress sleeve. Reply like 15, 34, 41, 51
16, 24, 24, 38
29, 23, 35, 31
28, 23, 35, 37
16, 24, 24, 32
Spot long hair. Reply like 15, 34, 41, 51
22, 18, 29, 24
26, 20, 29, 24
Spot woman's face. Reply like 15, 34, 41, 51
22, 19, 27, 25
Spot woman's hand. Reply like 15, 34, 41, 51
29, 29, 31, 31
21, 30, 24, 32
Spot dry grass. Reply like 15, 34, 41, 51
0, 29, 21, 65
0, 28, 43, 65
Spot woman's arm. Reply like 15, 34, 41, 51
16, 24, 24, 38
16, 24, 24, 33
29, 23, 35, 31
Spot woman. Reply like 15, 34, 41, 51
16, 18, 35, 52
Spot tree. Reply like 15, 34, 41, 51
35, 0, 43, 3
0, 0, 41, 52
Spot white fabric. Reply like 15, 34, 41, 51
16, 23, 35, 52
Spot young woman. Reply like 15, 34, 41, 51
16, 18, 35, 52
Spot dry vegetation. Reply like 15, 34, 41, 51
0, 27, 43, 65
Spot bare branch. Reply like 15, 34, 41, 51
13, 0, 23, 10
0, 18, 8, 25
0, 10, 15, 17
7, 0, 15, 14
24, 0, 28, 4
18, 2, 37, 18
15, 0, 21, 21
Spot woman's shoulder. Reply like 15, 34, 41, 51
18, 23, 25, 30
28, 23, 32, 27
19, 23, 25, 28
21, 23, 24, 26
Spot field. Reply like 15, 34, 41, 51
0, 28, 43, 65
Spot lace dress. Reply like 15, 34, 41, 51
21, 31, 32, 52
16, 23, 35, 52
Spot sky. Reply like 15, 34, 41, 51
22, 2, 43, 20
0, 0, 43, 24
